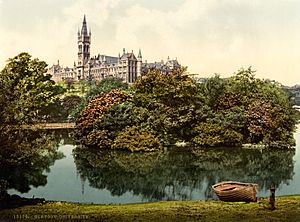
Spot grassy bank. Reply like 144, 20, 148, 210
1, 196, 300, 222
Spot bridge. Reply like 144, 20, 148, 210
35, 123, 75, 129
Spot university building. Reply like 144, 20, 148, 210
48, 16, 181, 83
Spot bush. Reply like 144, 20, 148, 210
84, 130, 112, 149
112, 126, 162, 152
192, 122, 243, 147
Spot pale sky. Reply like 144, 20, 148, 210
0, 0, 300, 85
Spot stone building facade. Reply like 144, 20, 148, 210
48, 16, 181, 83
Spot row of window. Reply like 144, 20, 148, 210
78, 45, 90, 53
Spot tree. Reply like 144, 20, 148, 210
64, 78, 75, 91
196, 67, 297, 148
74, 89, 132, 148
133, 68, 202, 143
76, 89, 132, 132
0, 52, 63, 125
0, 53, 66, 183
71, 77, 129, 120
198, 74, 226, 110
73, 66, 297, 149
62, 95, 82, 118
94, 102, 137, 138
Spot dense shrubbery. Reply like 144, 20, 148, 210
84, 129, 112, 148
112, 126, 162, 152
74, 67, 297, 150
94, 102, 137, 138
192, 122, 243, 146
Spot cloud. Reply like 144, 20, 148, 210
110, 0, 300, 85
113, 1, 207, 59
63, 0, 121, 27
1, 0, 300, 85
112, 0, 254, 71
0, 0, 123, 67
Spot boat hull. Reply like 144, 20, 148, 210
212, 181, 258, 202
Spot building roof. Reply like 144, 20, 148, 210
143, 62, 172, 72
166, 59, 180, 67
121, 52, 137, 60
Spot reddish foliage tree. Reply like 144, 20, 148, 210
245, 100, 275, 143
76, 89, 132, 133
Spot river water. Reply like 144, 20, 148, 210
8, 126, 300, 204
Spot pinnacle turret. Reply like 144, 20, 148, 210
138, 48, 142, 59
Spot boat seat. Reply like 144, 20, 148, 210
220, 185, 237, 191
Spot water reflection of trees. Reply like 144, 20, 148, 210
191, 148, 295, 198
0, 129, 64, 193
50, 129, 74, 145
73, 145, 295, 201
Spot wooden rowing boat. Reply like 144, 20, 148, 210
212, 181, 258, 202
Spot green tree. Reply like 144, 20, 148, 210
0, 52, 63, 125
94, 102, 137, 138
196, 67, 297, 148
64, 78, 75, 92
76, 89, 132, 132
133, 68, 202, 143
73, 66, 297, 149
71, 77, 129, 120
62, 95, 82, 118
198, 74, 226, 110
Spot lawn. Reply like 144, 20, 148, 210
0, 196, 300, 221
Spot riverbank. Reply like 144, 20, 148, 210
0, 196, 300, 221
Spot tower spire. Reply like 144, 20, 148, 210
81, 14, 88, 36
78, 14, 91, 74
